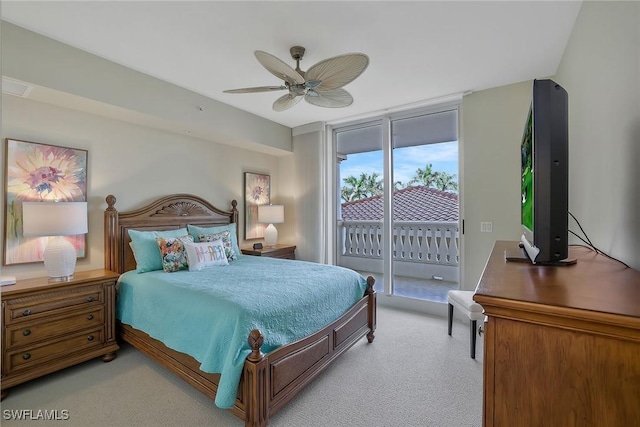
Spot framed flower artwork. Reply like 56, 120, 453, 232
244, 172, 270, 240
3, 139, 88, 265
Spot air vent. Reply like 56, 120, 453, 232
2, 77, 33, 98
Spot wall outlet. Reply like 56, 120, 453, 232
481, 222, 493, 233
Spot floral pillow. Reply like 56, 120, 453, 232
184, 240, 229, 271
156, 235, 194, 272
198, 231, 237, 261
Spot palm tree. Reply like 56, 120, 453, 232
434, 172, 458, 192
341, 172, 383, 202
341, 175, 366, 202
342, 166, 457, 202
408, 163, 438, 187
363, 172, 383, 197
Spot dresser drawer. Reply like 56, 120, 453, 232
5, 284, 103, 324
5, 307, 105, 349
4, 328, 105, 374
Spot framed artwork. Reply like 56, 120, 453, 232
244, 172, 270, 240
3, 138, 88, 265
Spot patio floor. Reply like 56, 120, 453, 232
356, 271, 458, 303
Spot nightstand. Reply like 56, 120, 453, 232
241, 244, 296, 260
1, 269, 120, 400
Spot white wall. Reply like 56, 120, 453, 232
554, 1, 640, 269
0, 95, 285, 279
461, 81, 532, 289
290, 127, 326, 263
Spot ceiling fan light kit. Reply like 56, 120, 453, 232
224, 46, 369, 111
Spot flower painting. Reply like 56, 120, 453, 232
3, 139, 88, 265
244, 172, 270, 240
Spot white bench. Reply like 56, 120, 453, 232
447, 290, 484, 359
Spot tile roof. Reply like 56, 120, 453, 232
341, 186, 459, 221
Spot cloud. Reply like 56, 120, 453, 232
340, 141, 459, 186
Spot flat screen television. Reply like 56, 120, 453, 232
519, 79, 572, 265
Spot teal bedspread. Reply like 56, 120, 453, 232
116, 255, 368, 408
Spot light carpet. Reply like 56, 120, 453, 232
1, 306, 483, 427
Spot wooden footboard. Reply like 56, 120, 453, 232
118, 277, 375, 426
248, 276, 376, 423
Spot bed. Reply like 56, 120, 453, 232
104, 194, 376, 427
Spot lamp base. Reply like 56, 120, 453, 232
43, 236, 78, 281
264, 224, 278, 248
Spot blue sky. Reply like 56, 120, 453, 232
340, 141, 458, 187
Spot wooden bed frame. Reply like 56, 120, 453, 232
104, 194, 376, 427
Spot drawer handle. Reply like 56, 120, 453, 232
22, 353, 31, 360
87, 335, 94, 341
22, 309, 32, 316
86, 296, 94, 302
22, 329, 31, 336
87, 314, 94, 320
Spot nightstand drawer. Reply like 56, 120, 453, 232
6, 284, 103, 324
5, 307, 105, 349
5, 328, 105, 374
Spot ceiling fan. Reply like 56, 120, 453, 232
223, 46, 369, 112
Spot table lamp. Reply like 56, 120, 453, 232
22, 201, 88, 281
258, 204, 284, 248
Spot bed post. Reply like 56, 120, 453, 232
366, 276, 376, 343
244, 329, 269, 427
104, 195, 120, 273
231, 200, 239, 243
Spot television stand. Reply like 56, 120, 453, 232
476, 241, 640, 427
504, 242, 576, 265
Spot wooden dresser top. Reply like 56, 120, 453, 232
0, 269, 119, 297
474, 241, 640, 320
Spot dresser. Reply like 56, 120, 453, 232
241, 244, 296, 260
1, 269, 120, 399
474, 241, 640, 427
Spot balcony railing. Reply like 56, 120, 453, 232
337, 220, 460, 283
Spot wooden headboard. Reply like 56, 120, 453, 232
104, 194, 239, 274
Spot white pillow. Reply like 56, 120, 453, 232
184, 240, 229, 270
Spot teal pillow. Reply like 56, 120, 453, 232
128, 228, 188, 273
187, 223, 240, 259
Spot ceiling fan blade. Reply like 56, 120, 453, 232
273, 93, 303, 112
305, 88, 353, 108
305, 53, 369, 91
255, 51, 305, 86
223, 85, 286, 94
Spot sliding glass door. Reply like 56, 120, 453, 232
390, 111, 460, 302
334, 105, 460, 303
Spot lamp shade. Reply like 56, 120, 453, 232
22, 202, 88, 237
258, 205, 284, 224
22, 201, 88, 281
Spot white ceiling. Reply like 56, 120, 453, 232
1, 1, 582, 129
